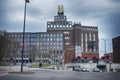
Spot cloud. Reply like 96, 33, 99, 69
109, 0, 120, 2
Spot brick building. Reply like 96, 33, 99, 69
112, 36, 120, 63
3, 5, 99, 64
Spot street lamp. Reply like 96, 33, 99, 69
21, 0, 29, 72
101, 39, 108, 72
101, 39, 108, 55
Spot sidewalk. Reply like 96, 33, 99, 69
0, 66, 10, 77
0, 65, 69, 73
0, 65, 58, 72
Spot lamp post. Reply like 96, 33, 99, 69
101, 39, 108, 55
21, 0, 29, 72
101, 39, 108, 72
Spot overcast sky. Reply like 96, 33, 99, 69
0, 0, 120, 57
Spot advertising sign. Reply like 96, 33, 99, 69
75, 46, 82, 58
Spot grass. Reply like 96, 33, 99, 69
0, 62, 9, 66
0, 62, 53, 68
31, 63, 52, 68
9, 71, 34, 74
42, 64, 52, 67
31, 63, 39, 68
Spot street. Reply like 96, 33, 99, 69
0, 70, 120, 80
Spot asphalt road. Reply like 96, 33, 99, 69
0, 70, 120, 80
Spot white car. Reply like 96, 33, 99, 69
81, 68, 89, 72
73, 66, 81, 71
93, 68, 102, 72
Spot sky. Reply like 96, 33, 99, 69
0, 0, 120, 57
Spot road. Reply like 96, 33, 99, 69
0, 70, 120, 80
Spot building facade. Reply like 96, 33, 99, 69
73, 24, 99, 58
112, 36, 120, 63
4, 5, 99, 64
5, 32, 63, 64
0, 30, 5, 36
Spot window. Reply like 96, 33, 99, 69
63, 31, 70, 34
11, 34, 14, 37
50, 34, 53, 37
65, 36, 70, 40
93, 33, 95, 37
43, 38, 46, 41
57, 38, 59, 41
27, 38, 29, 41
93, 33, 95, 41
31, 38, 36, 41
85, 47, 88, 52
50, 38, 53, 41
94, 48, 96, 52
65, 42, 70, 45
60, 42, 63, 45
60, 34, 63, 37
31, 33, 36, 37
47, 42, 49, 45
44, 42, 46, 45
44, 34, 46, 37
54, 38, 56, 41
39, 42, 42, 45
87, 41, 96, 48
15, 34, 17, 37
47, 34, 49, 37
60, 38, 63, 41
81, 33, 83, 43
47, 38, 49, 41
57, 34, 59, 37
54, 34, 56, 37
27, 34, 30, 37
17, 38, 19, 42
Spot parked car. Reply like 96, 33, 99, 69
73, 66, 81, 71
26, 63, 32, 67
81, 68, 89, 72
93, 68, 102, 72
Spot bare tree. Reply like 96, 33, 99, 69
0, 35, 11, 62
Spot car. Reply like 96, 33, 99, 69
86, 68, 90, 72
73, 66, 81, 71
26, 63, 32, 67
93, 68, 102, 72
81, 68, 89, 72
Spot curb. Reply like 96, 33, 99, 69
8, 71, 34, 74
